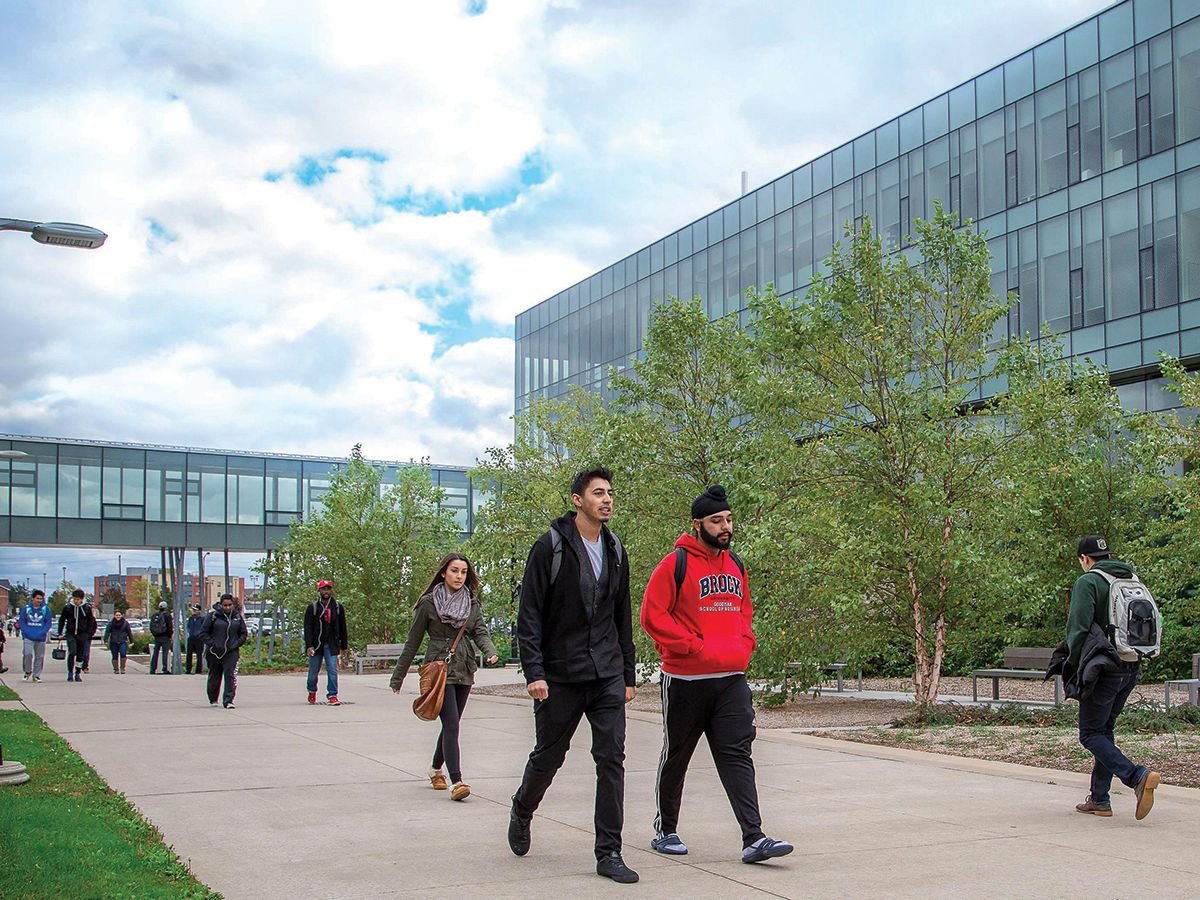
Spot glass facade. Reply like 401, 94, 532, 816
516, 0, 1200, 416
0, 436, 479, 550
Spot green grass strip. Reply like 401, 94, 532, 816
0, 683, 18, 701
0, 709, 218, 899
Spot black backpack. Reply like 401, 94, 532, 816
547, 527, 624, 585
150, 612, 169, 636
669, 546, 745, 600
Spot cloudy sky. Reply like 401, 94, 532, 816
1, 0, 1106, 586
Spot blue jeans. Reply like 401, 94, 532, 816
306, 644, 339, 697
1078, 665, 1145, 804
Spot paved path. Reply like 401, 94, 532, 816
5, 657, 1200, 899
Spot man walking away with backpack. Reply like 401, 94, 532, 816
303, 579, 348, 705
149, 601, 174, 674
640, 485, 793, 865
508, 467, 639, 884
185, 604, 206, 674
1070, 536, 1161, 820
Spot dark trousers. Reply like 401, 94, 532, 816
151, 637, 171, 673
206, 649, 239, 706
185, 636, 206, 673
655, 673, 764, 848
433, 684, 472, 783
66, 633, 91, 672
1079, 665, 1143, 804
513, 674, 627, 859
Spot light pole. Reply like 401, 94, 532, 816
0, 450, 29, 459
1, 218, 106, 249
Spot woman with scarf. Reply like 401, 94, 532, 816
391, 553, 499, 802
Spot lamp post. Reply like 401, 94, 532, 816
0, 218, 106, 249
0, 450, 29, 459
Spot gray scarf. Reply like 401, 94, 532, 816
432, 583, 472, 628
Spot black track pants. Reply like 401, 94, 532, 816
432, 683, 472, 783
512, 674, 627, 859
206, 649, 239, 706
654, 672, 764, 848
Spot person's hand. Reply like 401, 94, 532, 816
625, 686, 637, 704
486, 655, 499, 665
307, 647, 314, 657
527, 679, 549, 700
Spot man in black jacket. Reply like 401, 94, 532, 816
202, 593, 248, 708
1068, 536, 1160, 820
303, 579, 349, 705
58, 589, 98, 682
509, 467, 639, 884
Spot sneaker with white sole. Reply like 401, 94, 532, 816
650, 832, 688, 855
742, 837, 794, 864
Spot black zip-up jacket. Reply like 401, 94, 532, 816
104, 618, 133, 646
303, 597, 349, 652
517, 512, 635, 686
201, 609, 248, 658
58, 603, 98, 638
1047, 622, 1126, 701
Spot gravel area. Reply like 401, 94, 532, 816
474, 677, 1200, 787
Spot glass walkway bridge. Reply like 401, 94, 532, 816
0, 434, 480, 551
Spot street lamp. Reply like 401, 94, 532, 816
1, 218, 107, 249
0, 450, 29, 460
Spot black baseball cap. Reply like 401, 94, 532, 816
1077, 535, 1110, 559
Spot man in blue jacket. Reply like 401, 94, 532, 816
184, 603, 207, 674
18, 589, 54, 682
1068, 536, 1161, 820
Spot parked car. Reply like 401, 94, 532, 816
127, 619, 147, 635
93, 619, 110, 640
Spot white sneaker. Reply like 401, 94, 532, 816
22, 673, 30, 681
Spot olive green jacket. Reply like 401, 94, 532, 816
390, 594, 499, 689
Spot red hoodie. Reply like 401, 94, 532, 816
640, 533, 755, 676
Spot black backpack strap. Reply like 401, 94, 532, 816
729, 550, 746, 577
548, 529, 563, 585
673, 547, 687, 599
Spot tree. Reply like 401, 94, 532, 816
750, 208, 1021, 705
49, 581, 79, 615
263, 446, 461, 648
467, 389, 612, 627
127, 578, 161, 613
102, 586, 129, 614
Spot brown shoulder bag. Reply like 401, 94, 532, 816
412, 622, 468, 721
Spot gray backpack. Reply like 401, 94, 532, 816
1092, 569, 1162, 662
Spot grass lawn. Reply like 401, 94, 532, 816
0, 683, 18, 700
0, 708, 218, 899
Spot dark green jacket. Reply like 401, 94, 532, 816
1066, 558, 1134, 670
390, 595, 498, 689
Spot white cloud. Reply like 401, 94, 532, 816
1, 0, 1108, 479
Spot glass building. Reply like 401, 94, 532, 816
0, 435, 481, 551
516, 0, 1200, 419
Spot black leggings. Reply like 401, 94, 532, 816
432, 684, 472, 783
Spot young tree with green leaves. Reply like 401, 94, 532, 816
750, 208, 1022, 705
262, 446, 461, 648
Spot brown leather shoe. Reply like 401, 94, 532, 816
429, 769, 448, 790
451, 782, 471, 801
1075, 795, 1113, 816
1134, 770, 1160, 821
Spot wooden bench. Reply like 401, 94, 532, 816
972, 647, 1062, 705
354, 643, 406, 675
782, 661, 863, 693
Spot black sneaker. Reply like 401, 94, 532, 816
508, 799, 531, 856
650, 832, 688, 855
742, 836, 794, 864
223, 701, 236, 709
596, 852, 638, 884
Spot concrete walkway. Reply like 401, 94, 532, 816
5, 657, 1200, 899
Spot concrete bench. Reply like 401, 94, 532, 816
783, 661, 863, 693
972, 647, 1062, 705
354, 643, 406, 675
1165, 679, 1200, 706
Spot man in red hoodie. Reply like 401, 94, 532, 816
640, 484, 793, 865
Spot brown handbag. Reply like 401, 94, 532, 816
412, 622, 468, 721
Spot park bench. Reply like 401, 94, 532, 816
972, 647, 1062, 705
782, 660, 864, 693
354, 643, 406, 675
1163, 653, 1200, 706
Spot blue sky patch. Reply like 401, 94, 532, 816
465, 0, 487, 16
146, 218, 178, 250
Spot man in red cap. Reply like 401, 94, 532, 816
304, 579, 348, 705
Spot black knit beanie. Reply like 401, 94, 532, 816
691, 485, 731, 519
